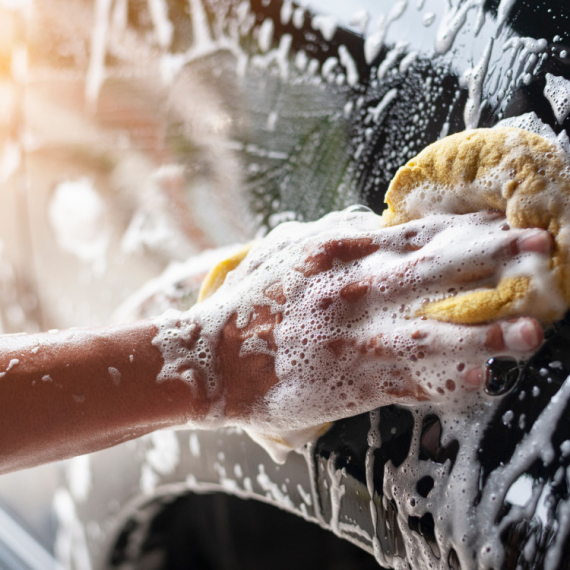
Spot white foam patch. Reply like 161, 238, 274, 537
312, 14, 337, 41
435, 0, 484, 55
189, 433, 201, 457
496, 111, 558, 142
258, 18, 274, 53
544, 73, 570, 125
461, 38, 493, 129
152, 206, 559, 457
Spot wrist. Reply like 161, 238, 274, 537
152, 308, 226, 428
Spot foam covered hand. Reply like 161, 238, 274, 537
189, 209, 549, 444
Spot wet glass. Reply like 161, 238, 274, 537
1, 0, 570, 569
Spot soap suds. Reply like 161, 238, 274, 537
461, 38, 493, 129
364, 0, 408, 65
152, 207, 554, 455
544, 73, 570, 125
435, 0, 484, 55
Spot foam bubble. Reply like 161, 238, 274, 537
152, 208, 553, 442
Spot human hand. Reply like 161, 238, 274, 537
189, 209, 551, 432
0, 209, 549, 473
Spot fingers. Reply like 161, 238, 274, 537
372, 317, 541, 362
491, 228, 553, 259
354, 317, 544, 396
379, 211, 505, 256
347, 315, 542, 364
516, 228, 554, 254
480, 226, 553, 261
461, 317, 543, 390
475, 317, 543, 388
485, 317, 543, 352
373, 216, 455, 254
296, 213, 554, 297
405, 224, 554, 290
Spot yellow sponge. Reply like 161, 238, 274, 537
197, 243, 254, 302
383, 127, 570, 324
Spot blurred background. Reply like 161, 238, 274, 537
0, 0, 259, 336
0, 0, 365, 566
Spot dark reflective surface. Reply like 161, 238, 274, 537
485, 356, 521, 396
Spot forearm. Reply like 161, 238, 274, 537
0, 319, 209, 474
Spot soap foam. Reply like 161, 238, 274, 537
153, 208, 555, 438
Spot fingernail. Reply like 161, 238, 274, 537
503, 319, 542, 352
518, 230, 553, 254
521, 319, 543, 348
464, 367, 484, 390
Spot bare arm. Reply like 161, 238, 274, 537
0, 321, 208, 474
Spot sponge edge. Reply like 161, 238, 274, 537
197, 240, 332, 462
418, 277, 532, 323
197, 243, 254, 302
383, 127, 570, 325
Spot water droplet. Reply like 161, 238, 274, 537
484, 356, 520, 395
341, 204, 373, 221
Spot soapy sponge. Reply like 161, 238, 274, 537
383, 127, 570, 324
